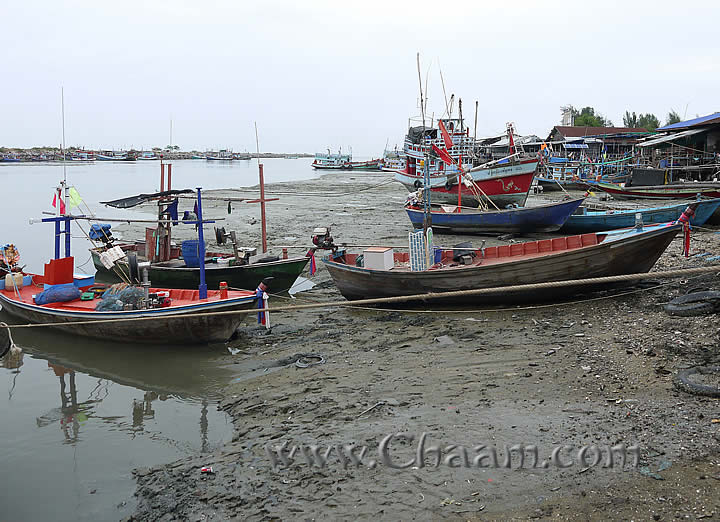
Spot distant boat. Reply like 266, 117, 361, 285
97, 151, 135, 161
560, 198, 720, 233
405, 198, 585, 234
382, 149, 406, 172
1, 155, 21, 162
312, 149, 351, 169
232, 152, 251, 160
190, 154, 204, 159
344, 159, 383, 170
206, 150, 233, 161
138, 152, 159, 160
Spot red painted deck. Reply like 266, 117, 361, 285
0, 277, 254, 310
342, 232, 606, 271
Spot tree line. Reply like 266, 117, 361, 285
566, 106, 683, 131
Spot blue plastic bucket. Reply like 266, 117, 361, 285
433, 246, 443, 264
182, 240, 202, 268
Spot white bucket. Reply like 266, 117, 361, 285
4, 272, 24, 290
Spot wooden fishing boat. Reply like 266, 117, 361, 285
206, 150, 233, 161
584, 180, 720, 200
322, 223, 681, 303
405, 198, 585, 233
90, 242, 310, 292
344, 159, 383, 170
312, 150, 351, 169
392, 118, 538, 206
0, 276, 258, 344
561, 198, 720, 233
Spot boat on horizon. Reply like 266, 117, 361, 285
312, 149, 351, 169
206, 150, 233, 161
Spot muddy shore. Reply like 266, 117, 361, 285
125, 172, 720, 520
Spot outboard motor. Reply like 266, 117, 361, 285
312, 227, 336, 251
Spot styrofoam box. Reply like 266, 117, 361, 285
363, 247, 394, 270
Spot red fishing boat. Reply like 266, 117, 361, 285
391, 118, 538, 206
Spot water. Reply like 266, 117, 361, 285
0, 158, 319, 273
0, 158, 319, 520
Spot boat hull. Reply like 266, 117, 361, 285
323, 225, 680, 304
395, 159, 538, 206
561, 198, 720, 233
0, 291, 257, 344
92, 251, 310, 292
406, 198, 585, 233
586, 181, 720, 200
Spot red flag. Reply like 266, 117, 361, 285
438, 120, 453, 149
52, 192, 66, 214
508, 131, 515, 155
432, 144, 455, 165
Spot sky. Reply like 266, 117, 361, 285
2, 0, 719, 155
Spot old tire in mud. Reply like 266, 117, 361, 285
0, 326, 10, 357
663, 291, 720, 317
674, 365, 720, 398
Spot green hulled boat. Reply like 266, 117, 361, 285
91, 243, 310, 292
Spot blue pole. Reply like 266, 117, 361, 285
64, 217, 71, 258
54, 220, 61, 259
196, 187, 208, 299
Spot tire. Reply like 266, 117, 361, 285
413, 180, 422, 189
0, 329, 10, 358
664, 291, 720, 317
674, 366, 720, 398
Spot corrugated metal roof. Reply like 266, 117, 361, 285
656, 112, 720, 131
637, 128, 707, 147
551, 126, 649, 138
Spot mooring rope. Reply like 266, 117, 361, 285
1, 264, 718, 329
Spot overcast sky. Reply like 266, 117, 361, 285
2, 0, 718, 155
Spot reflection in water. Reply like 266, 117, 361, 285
1, 313, 235, 522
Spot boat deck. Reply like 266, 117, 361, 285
339, 232, 607, 272
0, 280, 254, 311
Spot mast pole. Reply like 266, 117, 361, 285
196, 187, 207, 299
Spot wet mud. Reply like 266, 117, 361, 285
125, 172, 720, 520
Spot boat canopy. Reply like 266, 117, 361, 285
637, 128, 707, 148
101, 189, 194, 208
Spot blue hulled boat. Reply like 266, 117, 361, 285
560, 198, 720, 233
405, 198, 585, 234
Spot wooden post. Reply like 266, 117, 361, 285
247, 164, 279, 254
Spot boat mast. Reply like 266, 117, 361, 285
416, 53, 432, 235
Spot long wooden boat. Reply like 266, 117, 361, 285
344, 159, 383, 170
322, 223, 681, 303
90, 243, 310, 292
0, 274, 258, 344
561, 198, 720, 233
584, 180, 720, 200
405, 198, 585, 233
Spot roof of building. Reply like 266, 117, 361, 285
549, 126, 650, 139
656, 112, 720, 131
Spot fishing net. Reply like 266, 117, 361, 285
95, 284, 146, 311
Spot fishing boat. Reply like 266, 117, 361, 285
405, 197, 585, 234
138, 152, 159, 160
0, 275, 258, 344
584, 180, 720, 200
392, 118, 539, 206
560, 198, 720, 233
0, 187, 262, 344
233, 152, 252, 160
206, 150, 233, 161
1, 154, 22, 162
190, 154, 204, 160
381, 149, 407, 171
90, 240, 310, 293
312, 149, 351, 169
97, 151, 136, 161
90, 162, 311, 292
322, 222, 681, 303
343, 159, 383, 170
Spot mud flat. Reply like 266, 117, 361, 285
125, 172, 720, 520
